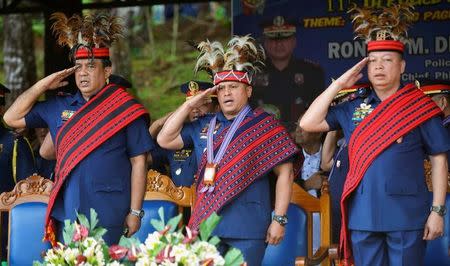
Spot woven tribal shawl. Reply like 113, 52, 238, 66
188, 108, 299, 229
339, 83, 441, 265
44, 84, 148, 246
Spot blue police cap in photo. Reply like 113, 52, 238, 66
180, 80, 215, 100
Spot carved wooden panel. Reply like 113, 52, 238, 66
0, 174, 53, 210
424, 159, 450, 192
145, 169, 194, 207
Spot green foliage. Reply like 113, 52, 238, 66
199, 212, 222, 242
224, 248, 246, 266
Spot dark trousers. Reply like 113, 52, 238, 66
218, 237, 267, 266
351, 230, 426, 266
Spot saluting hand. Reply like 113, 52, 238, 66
186, 86, 217, 109
266, 221, 285, 245
36, 65, 79, 91
334, 57, 369, 90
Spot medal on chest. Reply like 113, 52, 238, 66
351, 102, 373, 126
200, 106, 251, 193
61, 110, 76, 122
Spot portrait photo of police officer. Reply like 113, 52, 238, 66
252, 15, 325, 126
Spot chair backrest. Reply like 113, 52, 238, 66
262, 182, 332, 266
134, 169, 195, 242
0, 174, 53, 265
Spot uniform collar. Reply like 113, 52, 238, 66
365, 89, 381, 104
69, 91, 87, 106
216, 106, 254, 122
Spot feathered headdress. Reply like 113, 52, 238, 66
194, 35, 265, 85
348, 3, 415, 53
50, 12, 123, 60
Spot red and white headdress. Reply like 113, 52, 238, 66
348, 3, 414, 53
50, 12, 123, 60
194, 35, 265, 86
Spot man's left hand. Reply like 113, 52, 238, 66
423, 211, 444, 240
124, 213, 141, 237
265, 221, 285, 245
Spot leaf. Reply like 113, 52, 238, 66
92, 227, 108, 239
150, 219, 165, 232
199, 212, 221, 241
166, 213, 182, 233
76, 211, 90, 230
62, 219, 74, 245
158, 206, 165, 224
89, 208, 99, 230
208, 236, 220, 246
224, 248, 245, 266
118, 235, 141, 249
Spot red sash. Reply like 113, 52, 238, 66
188, 109, 299, 229
44, 84, 148, 246
339, 83, 441, 265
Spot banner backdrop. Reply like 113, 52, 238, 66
233, 0, 450, 85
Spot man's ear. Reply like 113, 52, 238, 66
400, 59, 406, 74
105, 66, 112, 79
246, 85, 253, 98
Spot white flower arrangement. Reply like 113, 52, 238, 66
34, 208, 244, 266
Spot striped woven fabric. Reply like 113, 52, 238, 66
339, 83, 442, 265
44, 84, 149, 245
188, 108, 298, 229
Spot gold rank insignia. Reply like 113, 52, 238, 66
352, 103, 373, 126
61, 110, 76, 121
0, 143, 3, 153
173, 149, 192, 161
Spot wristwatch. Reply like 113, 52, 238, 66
130, 208, 145, 219
430, 205, 447, 217
273, 214, 288, 226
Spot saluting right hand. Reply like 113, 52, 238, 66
37, 65, 79, 91
186, 86, 217, 109
334, 57, 369, 89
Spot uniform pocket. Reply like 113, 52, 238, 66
93, 178, 124, 192
385, 180, 418, 195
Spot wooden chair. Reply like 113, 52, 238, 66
262, 182, 332, 266
134, 169, 195, 242
0, 174, 53, 265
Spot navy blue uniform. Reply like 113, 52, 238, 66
0, 122, 36, 259
180, 111, 274, 266
325, 89, 450, 265
328, 141, 348, 244
151, 146, 197, 187
24, 91, 154, 245
252, 58, 324, 124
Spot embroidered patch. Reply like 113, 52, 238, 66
200, 123, 220, 139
